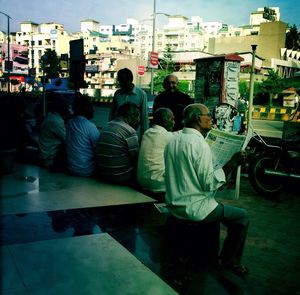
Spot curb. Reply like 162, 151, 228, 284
251, 106, 298, 121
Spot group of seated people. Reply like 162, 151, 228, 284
38, 93, 174, 192
38, 94, 250, 277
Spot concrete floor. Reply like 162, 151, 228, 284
1, 163, 300, 295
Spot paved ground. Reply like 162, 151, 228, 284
221, 176, 300, 295
131, 174, 300, 295
1, 165, 299, 295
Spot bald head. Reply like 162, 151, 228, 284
183, 103, 212, 136
163, 74, 179, 92
153, 107, 175, 131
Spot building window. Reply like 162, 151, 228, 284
38, 40, 42, 46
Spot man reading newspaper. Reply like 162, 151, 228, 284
164, 103, 249, 276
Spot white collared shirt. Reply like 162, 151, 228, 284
164, 127, 226, 221
137, 125, 176, 192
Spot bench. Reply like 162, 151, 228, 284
0, 163, 155, 216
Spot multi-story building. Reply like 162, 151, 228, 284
1, 6, 299, 95
15, 21, 75, 76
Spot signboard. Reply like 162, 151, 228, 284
85, 64, 99, 73
149, 51, 159, 69
2, 44, 29, 74
137, 65, 145, 75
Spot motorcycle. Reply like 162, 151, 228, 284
247, 131, 300, 197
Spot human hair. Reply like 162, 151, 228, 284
153, 107, 172, 127
117, 68, 133, 82
117, 102, 139, 119
183, 104, 203, 127
72, 95, 94, 119
48, 93, 69, 116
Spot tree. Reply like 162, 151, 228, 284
239, 80, 249, 99
257, 70, 284, 106
152, 44, 175, 94
285, 24, 300, 50
42, 49, 61, 79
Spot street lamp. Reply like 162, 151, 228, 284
41, 54, 47, 117
150, 0, 170, 95
247, 44, 257, 131
0, 11, 12, 94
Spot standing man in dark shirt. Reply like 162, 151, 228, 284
153, 74, 193, 131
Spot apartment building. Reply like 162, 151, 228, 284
14, 21, 75, 76
1, 6, 299, 94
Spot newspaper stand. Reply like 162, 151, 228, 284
194, 54, 244, 111
194, 54, 248, 200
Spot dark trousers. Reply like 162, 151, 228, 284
203, 203, 249, 266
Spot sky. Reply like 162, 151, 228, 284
1, 0, 299, 33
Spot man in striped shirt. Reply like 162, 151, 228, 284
95, 102, 140, 185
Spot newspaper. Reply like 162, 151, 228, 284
206, 127, 253, 200
205, 128, 253, 170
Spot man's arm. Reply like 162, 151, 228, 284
222, 151, 246, 178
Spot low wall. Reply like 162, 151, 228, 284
90, 97, 298, 122
251, 106, 297, 121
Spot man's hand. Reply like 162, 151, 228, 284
230, 150, 247, 167
223, 150, 246, 177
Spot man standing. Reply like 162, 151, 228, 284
96, 102, 140, 185
153, 74, 193, 131
164, 103, 249, 276
110, 68, 149, 139
137, 108, 175, 195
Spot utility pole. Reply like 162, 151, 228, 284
0, 11, 12, 94
150, 0, 156, 95
247, 44, 257, 131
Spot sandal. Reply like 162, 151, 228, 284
230, 264, 249, 277
221, 262, 249, 277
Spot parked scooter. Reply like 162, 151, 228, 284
248, 131, 300, 197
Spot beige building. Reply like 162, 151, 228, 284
208, 21, 287, 68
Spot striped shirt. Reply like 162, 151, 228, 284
95, 118, 139, 183
110, 85, 149, 139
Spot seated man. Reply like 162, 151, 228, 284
164, 103, 249, 277
137, 108, 176, 195
95, 102, 140, 185
38, 95, 68, 169
66, 96, 100, 177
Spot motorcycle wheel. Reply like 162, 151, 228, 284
248, 153, 285, 197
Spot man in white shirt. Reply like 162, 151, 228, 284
137, 108, 175, 195
164, 103, 249, 277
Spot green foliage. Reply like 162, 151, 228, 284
152, 44, 175, 94
178, 80, 190, 93
285, 24, 300, 50
256, 70, 284, 106
239, 80, 249, 98
43, 49, 61, 79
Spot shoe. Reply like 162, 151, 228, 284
222, 263, 249, 277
